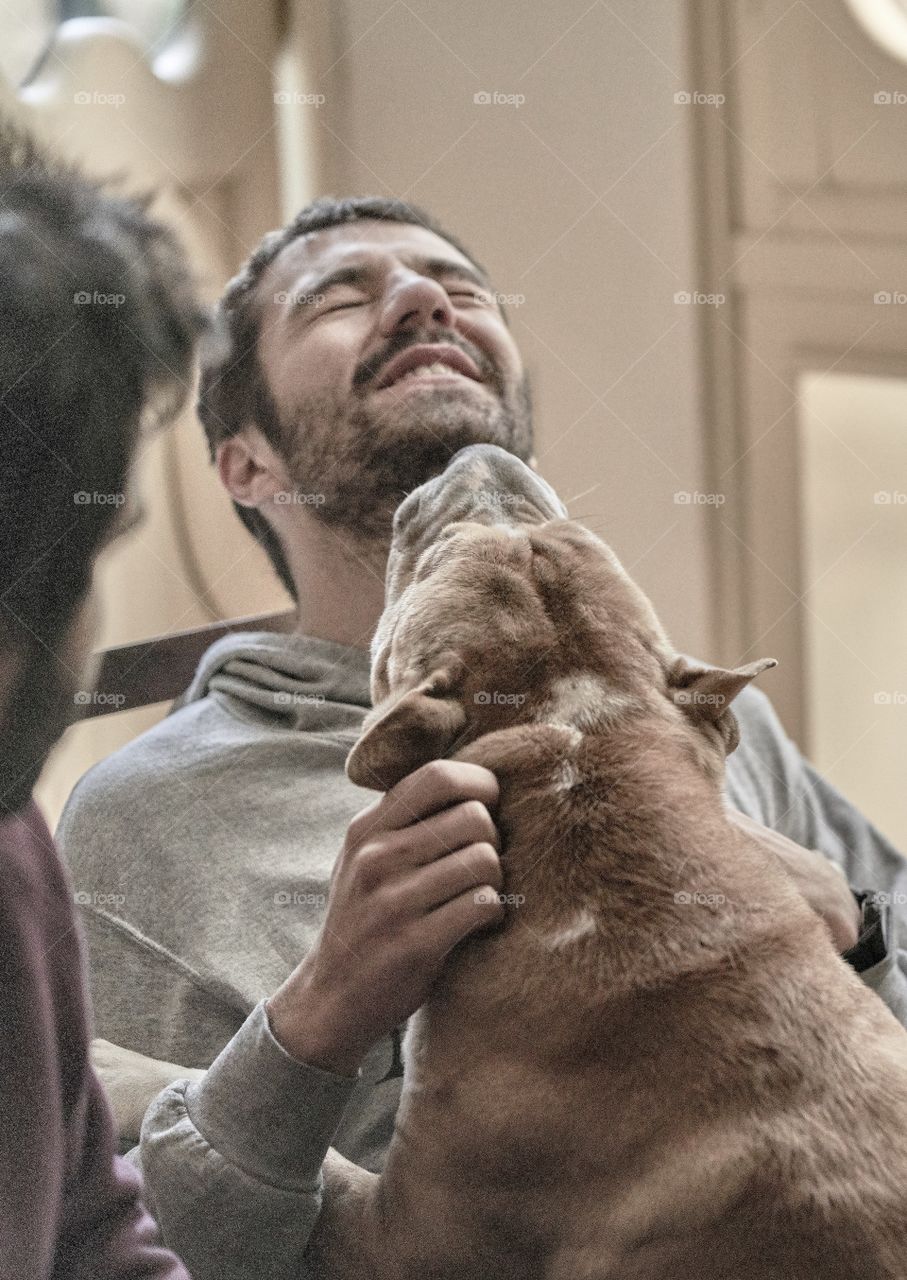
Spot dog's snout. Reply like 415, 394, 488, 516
394, 445, 567, 549
383, 445, 570, 612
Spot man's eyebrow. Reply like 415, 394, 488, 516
415, 256, 491, 290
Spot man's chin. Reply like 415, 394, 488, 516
365, 392, 530, 462
279, 379, 532, 541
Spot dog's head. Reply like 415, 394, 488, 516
348, 445, 775, 790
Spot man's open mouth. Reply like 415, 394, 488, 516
374, 343, 483, 390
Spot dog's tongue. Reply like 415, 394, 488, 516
393, 444, 568, 548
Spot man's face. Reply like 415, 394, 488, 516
253, 219, 533, 542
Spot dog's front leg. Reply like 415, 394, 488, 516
303, 1147, 383, 1280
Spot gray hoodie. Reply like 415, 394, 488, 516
57, 631, 907, 1279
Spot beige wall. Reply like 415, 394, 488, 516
0, 0, 52, 84
801, 371, 907, 849
691, 0, 907, 758
299, 0, 713, 660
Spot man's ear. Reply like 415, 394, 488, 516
216, 427, 288, 508
668, 655, 777, 755
346, 659, 467, 791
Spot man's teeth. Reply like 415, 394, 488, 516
392, 362, 467, 385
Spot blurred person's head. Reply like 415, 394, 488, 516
197, 198, 534, 598
0, 119, 206, 814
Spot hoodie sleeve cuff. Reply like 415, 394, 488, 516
857, 949, 907, 1027
185, 1000, 359, 1189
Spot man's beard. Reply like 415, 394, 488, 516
271, 333, 534, 545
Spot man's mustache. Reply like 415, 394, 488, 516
351, 328, 502, 395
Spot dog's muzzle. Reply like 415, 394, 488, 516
392, 444, 568, 556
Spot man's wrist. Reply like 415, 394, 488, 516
265, 988, 364, 1079
178, 1001, 360, 1192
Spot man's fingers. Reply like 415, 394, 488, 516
345, 801, 500, 898
733, 810, 847, 883
731, 808, 861, 951
390, 798, 500, 866
422, 882, 507, 959
355, 760, 499, 836
407, 841, 504, 913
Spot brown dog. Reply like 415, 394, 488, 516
305, 444, 907, 1279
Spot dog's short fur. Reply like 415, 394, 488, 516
306, 445, 907, 1279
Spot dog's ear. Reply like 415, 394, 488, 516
346, 659, 468, 792
668, 655, 777, 755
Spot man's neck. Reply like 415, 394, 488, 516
287, 517, 388, 651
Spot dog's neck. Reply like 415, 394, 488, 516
457, 702, 724, 827
453, 708, 746, 957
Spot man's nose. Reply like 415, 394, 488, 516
379, 272, 455, 336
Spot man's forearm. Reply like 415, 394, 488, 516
140, 1000, 359, 1280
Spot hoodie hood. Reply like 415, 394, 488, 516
182, 630, 372, 732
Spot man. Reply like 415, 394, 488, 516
57, 197, 907, 1278
0, 118, 205, 1277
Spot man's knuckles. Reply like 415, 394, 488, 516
389, 759, 499, 819
442, 798, 499, 849
411, 758, 499, 800
348, 838, 395, 893
344, 797, 386, 847
454, 840, 502, 889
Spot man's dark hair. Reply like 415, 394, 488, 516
197, 196, 489, 599
0, 118, 206, 813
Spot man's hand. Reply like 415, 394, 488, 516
730, 810, 861, 952
91, 1039, 206, 1142
267, 760, 504, 1077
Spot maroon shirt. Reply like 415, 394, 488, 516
0, 801, 189, 1279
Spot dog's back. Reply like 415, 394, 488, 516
312, 718, 907, 1279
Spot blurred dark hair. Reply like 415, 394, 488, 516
0, 118, 206, 813
197, 196, 489, 598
